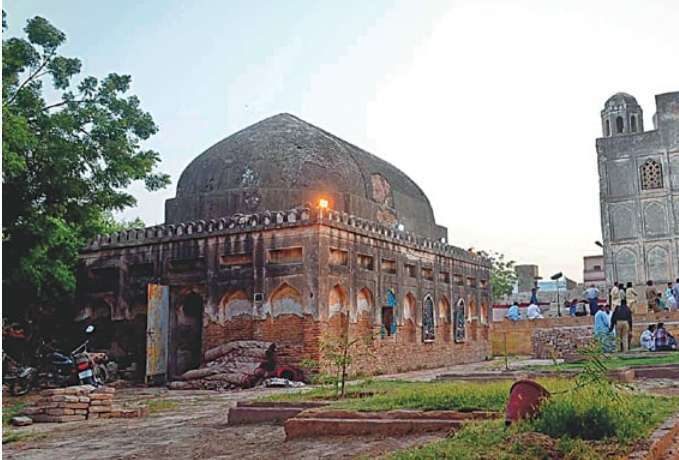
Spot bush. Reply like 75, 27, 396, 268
528, 386, 676, 442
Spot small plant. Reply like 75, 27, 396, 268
317, 328, 374, 398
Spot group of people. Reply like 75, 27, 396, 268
590, 279, 679, 353
504, 280, 678, 353
593, 303, 678, 352
504, 288, 545, 321
582, 279, 679, 316
505, 301, 543, 321
640, 323, 678, 352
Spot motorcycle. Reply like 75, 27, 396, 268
9, 325, 106, 396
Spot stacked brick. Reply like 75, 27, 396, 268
21, 385, 147, 423
22, 385, 95, 423
532, 326, 594, 359
87, 387, 114, 419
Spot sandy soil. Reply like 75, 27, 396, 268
3, 387, 441, 460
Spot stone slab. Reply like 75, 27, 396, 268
626, 411, 679, 460
10, 416, 33, 426
228, 406, 306, 425
295, 409, 500, 421
236, 400, 329, 409
284, 417, 463, 439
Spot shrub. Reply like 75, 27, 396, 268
528, 386, 677, 442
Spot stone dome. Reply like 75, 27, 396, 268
604, 92, 640, 110
165, 113, 446, 240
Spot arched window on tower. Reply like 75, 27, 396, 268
605, 119, 611, 137
640, 159, 663, 190
616, 116, 624, 134
630, 115, 637, 132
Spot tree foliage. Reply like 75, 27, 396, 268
2, 13, 169, 322
478, 250, 517, 301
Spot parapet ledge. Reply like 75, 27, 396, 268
84, 206, 490, 267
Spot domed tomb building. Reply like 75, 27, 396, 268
79, 114, 491, 382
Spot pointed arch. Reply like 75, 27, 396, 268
616, 116, 624, 133
269, 283, 303, 317
218, 290, 251, 321
380, 288, 398, 337
647, 245, 670, 282
422, 294, 435, 342
356, 287, 374, 321
615, 248, 637, 285
329, 284, 348, 318
401, 292, 417, 342
438, 296, 451, 323
454, 299, 466, 343
403, 292, 416, 322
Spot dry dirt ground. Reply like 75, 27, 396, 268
4, 358, 678, 460
3, 386, 444, 460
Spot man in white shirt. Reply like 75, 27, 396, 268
640, 325, 656, 351
526, 303, 543, 320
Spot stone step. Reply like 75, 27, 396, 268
227, 406, 307, 425
294, 409, 499, 421
284, 417, 463, 439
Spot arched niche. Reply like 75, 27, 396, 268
269, 283, 304, 317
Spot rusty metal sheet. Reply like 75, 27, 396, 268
146, 284, 169, 383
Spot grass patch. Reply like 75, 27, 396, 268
386, 386, 679, 459
2, 402, 27, 427
262, 378, 572, 412
528, 387, 679, 441
146, 399, 179, 414
388, 393, 678, 460
526, 353, 679, 371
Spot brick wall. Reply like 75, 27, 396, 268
491, 311, 679, 357
201, 313, 491, 376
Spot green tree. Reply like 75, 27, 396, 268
478, 250, 517, 301
2, 13, 169, 324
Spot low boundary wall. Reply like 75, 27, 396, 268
490, 311, 679, 356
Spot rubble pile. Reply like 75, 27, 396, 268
20, 385, 148, 423
169, 340, 277, 390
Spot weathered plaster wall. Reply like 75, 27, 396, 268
597, 92, 679, 284
78, 207, 491, 378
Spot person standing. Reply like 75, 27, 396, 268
673, 278, 679, 304
610, 282, 622, 311
530, 287, 539, 306
664, 282, 678, 311
645, 280, 659, 312
584, 284, 600, 316
626, 282, 639, 314
594, 304, 614, 352
610, 301, 633, 352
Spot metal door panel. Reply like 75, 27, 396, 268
146, 284, 169, 383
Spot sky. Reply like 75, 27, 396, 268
5, 0, 679, 281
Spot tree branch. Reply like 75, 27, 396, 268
43, 98, 90, 111
5, 51, 55, 106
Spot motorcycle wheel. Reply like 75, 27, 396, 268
10, 376, 34, 396
93, 364, 109, 385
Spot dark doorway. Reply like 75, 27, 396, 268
174, 292, 204, 376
